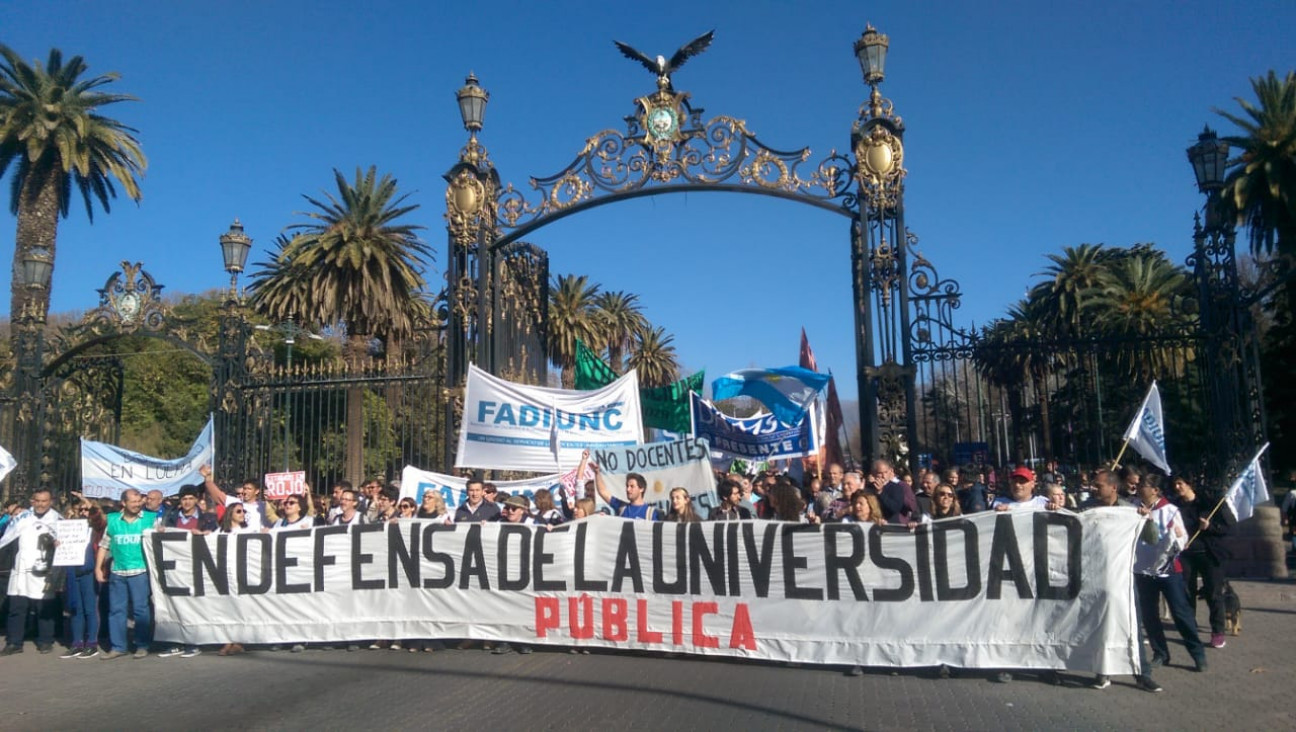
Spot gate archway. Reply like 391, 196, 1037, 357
443, 27, 936, 471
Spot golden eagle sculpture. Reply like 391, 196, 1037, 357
614, 30, 714, 91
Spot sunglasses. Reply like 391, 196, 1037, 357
231, 509, 245, 514
935, 493, 955, 498
283, 500, 298, 506
399, 504, 415, 509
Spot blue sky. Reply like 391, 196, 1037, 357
2, 0, 1293, 399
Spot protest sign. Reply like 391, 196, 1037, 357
456, 365, 643, 473
81, 417, 215, 500
264, 471, 307, 501
690, 393, 818, 461
591, 436, 715, 506
53, 519, 92, 567
146, 509, 1143, 674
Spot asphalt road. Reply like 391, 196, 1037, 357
1, 579, 1293, 731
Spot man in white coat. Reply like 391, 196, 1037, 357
1, 489, 63, 654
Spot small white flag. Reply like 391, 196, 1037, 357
0, 444, 15, 483
1121, 382, 1170, 473
1224, 443, 1270, 522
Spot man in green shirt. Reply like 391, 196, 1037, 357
95, 489, 157, 659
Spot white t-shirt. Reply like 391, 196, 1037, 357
272, 516, 314, 530
991, 495, 1051, 511
226, 495, 267, 531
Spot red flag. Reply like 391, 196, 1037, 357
799, 327, 818, 372
823, 373, 845, 469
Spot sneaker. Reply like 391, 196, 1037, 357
1136, 676, 1163, 693
0, 645, 22, 656
1193, 656, 1207, 672
390, 642, 402, 651
492, 643, 513, 655
100, 650, 126, 660
368, 642, 386, 650
517, 645, 532, 655
994, 672, 1013, 683
157, 647, 185, 658
78, 648, 100, 659
291, 644, 305, 653
60, 647, 84, 659
1148, 653, 1168, 668
1091, 675, 1111, 690
1210, 633, 1226, 649
133, 648, 150, 659
36, 644, 53, 654
181, 648, 203, 658
847, 665, 863, 677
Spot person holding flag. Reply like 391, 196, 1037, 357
1114, 382, 1170, 473
1171, 475, 1234, 649
1133, 474, 1207, 673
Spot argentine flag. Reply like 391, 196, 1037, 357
711, 366, 830, 427
1225, 443, 1270, 522
1121, 381, 1170, 473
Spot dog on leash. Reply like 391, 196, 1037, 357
1222, 581, 1242, 636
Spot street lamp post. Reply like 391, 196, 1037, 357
8, 247, 54, 495
256, 316, 323, 472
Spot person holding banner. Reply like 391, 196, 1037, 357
591, 464, 658, 521
417, 491, 453, 525
453, 479, 499, 523
271, 494, 315, 531
1134, 474, 1207, 673
1171, 475, 1234, 649
329, 490, 367, 527
664, 488, 703, 523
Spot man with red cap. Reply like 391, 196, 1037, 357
991, 467, 1061, 512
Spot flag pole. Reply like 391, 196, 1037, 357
1109, 440, 1131, 470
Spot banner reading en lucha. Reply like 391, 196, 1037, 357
144, 509, 1144, 674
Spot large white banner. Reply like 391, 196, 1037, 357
591, 436, 715, 506
145, 509, 1144, 673
456, 365, 643, 473
81, 417, 214, 500
399, 466, 566, 509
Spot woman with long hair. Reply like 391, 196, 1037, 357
218, 504, 250, 656
573, 497, 598, 520
533, 489, 564, 525
61, 501, 106, 658
767, 482, 810, 523
664, 488, 701, 522
929, 484, 962, 519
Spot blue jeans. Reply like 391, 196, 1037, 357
108, 573, 152, 652
1135, 572, 1205, 663
68, 572, 101, 648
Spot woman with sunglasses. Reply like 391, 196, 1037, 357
396, 498, 418, 520
417, 490, 453, 525
271, 494, 314, 530
930, 484, 962, 520
217, 503, 250, 655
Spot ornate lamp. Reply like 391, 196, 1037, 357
219, 218, 253, 296
20, 246, 53, 289
854, 25, 889, 86
456, 73, 489, 136
1186, 126, 1228, 193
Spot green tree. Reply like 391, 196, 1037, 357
0, 45, 146, 324
626, 325, 680, 388
1217, 70, 1296, 256
248, 166, 431, 483
547, 274, 601, 388
592, 290, 647, 374
1030, 243, 1108, 337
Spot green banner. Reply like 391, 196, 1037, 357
574, 339, 616, 390
574, 339, 702, 434
642, 370, 704, 433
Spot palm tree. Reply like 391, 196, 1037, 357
1088, 254, 1192, 382
1031, 243, 1108, 337
0, 45, 146, 324
547, 274, 601, 388
593, 290, 648, 374
627, 326, 680, 388
1216, 70, 1296, 257
247, 166, 430, 483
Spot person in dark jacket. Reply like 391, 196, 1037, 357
1171, 474, 1235, 649
160, 485, 219, 534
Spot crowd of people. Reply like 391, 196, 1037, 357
0, 455, 1238, 692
